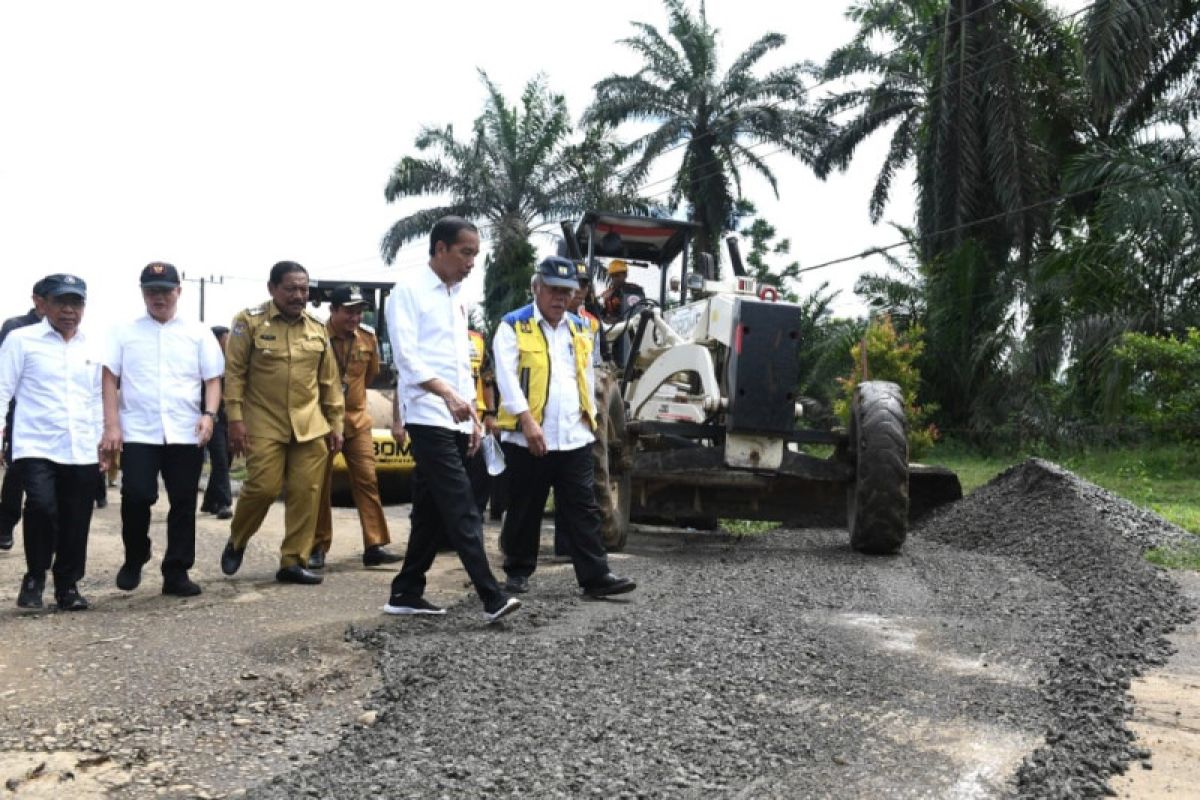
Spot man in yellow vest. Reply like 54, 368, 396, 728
466, 328, 492, 515
493, 256, 636, 598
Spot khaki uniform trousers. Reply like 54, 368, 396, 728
230, 436, 329, 569
314, 430, 390, 554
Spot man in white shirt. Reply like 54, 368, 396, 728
383, 216, 519, 624
101, 263, 225, 597
0, 278, 49, 551
493, 257, 636, 598
0, 274, 105, 611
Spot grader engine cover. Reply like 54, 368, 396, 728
725, 298, 802, 435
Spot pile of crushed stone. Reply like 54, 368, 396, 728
915, 457, 1195, 797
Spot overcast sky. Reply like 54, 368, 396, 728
0, 0, 1084, 336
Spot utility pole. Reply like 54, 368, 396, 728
180, 273, 225, 322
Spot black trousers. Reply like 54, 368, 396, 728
465, 448, 489, 515
202, 418, 232, 510
17, 458, 96, 590
390, 425, 504, 606
1, 403, 20, 531
499, 442, 609, 586
120, 442, 205, 576
0, 464, 21, 532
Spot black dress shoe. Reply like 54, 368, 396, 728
275, 565, 323, 585
95, 495, 108, 509
0, 523, 14, 551
16, 574, 44, 609
115, 562, 143, 591
199, 503, 215, 514
503, 575, 530, 594
215, 506, 233, 520
162, 574, 202, 597
55, 586, 90, 611
307, 550, 326, 570
582, 573, 637, 598
363, 545, 402, 566
220, 540, 245, 576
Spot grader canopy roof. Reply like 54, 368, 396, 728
575, 212, 700, 266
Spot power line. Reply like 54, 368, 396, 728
797, 150, 1200, 276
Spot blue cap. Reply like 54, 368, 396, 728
536, 256, 582, 289
41, 273, 87, 299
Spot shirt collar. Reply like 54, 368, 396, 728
326, 320, 356, 342
532, 302, 565, 330
268, 300, 305, 323
421, 263, 460, 294
37, 317, 85, 342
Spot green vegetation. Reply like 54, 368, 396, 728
720, 519, 778, 536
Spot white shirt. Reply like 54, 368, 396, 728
494, 304, 595, 451
104, 314, 225, 445
0, 320, 103, 465
385, 265, 474, 433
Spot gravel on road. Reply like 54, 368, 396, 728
251, 459, 1195, 799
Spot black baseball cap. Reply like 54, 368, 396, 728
42, 273, 88, 299
140, 261, 181, 289
32, 278, 50, 296
330, 285, 370, 308
536, 256, 583, 289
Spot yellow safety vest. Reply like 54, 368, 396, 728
496, 305, 596, 432
468, 329, 488, 414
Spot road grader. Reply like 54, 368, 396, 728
565, 212, 962, 553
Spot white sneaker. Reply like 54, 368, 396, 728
382, 596, 446, 616
483, 596, 522, 624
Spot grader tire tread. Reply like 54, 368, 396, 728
849, 381, 909, 555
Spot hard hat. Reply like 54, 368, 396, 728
607, 259, 629, 276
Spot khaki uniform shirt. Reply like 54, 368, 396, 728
225, 301, 344, 442
327, 321, 380, 437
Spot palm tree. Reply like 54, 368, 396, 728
381, 73, 646, 325
816, 0, 1070, 429
583, 0, 826, 270
814, 0, 935, 224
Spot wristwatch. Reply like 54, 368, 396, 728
202, 410, 217, 418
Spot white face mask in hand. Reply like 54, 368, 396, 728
481, 435, 506, 476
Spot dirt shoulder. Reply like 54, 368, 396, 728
1116, 570, 1200, 798
0, 484, 501, 799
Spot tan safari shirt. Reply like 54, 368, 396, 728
224, 301, 344, 443
326, 321, 380, 437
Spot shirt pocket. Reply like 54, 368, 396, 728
294, 336, 326, 365
253, 336, 283, 358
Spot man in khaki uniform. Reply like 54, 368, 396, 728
309, 285, 401, 569
220, 261, 344, 585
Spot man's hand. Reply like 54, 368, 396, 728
390, 418, 407, 446
195, 414, 215, 448
519, 413, 547, 457
327, 432, 344, 454
228, 420, 250, 457
467, 419, 482, 457
440, 389, 475, 423
100, 423, 123, 460
483, 414, 499, 436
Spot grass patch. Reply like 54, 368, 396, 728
929, 440, 1200, 567
721, 519, 778, 535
